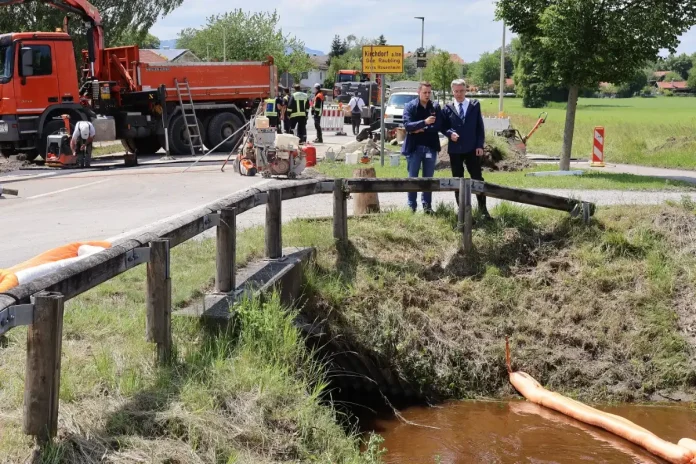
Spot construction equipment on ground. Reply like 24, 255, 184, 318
45, 115, 91, 168
233, 108, 306, 179
0, 0, 276, 167
493, 112, 548, 156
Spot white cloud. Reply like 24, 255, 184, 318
151, 0, 696, 62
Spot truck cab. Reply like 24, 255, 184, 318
0, 32, 87, 158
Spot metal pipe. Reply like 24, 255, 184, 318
499, 21, 506, 116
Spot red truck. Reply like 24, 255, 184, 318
0, 0, 277, 165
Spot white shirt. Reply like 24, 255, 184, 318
72, 121, 95, 140
348, 96, 365, 111
453, 98, 469, 119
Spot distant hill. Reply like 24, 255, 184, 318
159, 39, 324, 56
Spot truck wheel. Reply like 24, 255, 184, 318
122, 136, 162, 155
40, 119, 74, 162
207, 112, 243, 153
201, 114, 215, 148
1, 147, 16, 158
169, 115, 203, 156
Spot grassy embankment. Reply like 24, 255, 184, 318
3, 199, 696, 461
482, 97, 696, 170
0, 233, 384, 464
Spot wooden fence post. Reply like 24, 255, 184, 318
146, 239, 171, 365
265, 189, 282, 259
333, 178, 348, 242
216, 207, 236, 293
24, 292, 64, 444
458, 178, 473, 253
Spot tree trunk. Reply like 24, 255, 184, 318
352, 167, 380, 215
560, 85, 579, 171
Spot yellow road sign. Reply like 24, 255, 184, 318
362, 45, 404, 74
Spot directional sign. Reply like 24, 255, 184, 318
362, 45, 404, 74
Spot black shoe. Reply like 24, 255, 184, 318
313, 138, 323, 143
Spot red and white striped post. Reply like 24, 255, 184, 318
591, 126, 605, 167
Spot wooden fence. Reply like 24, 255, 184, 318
0, 177, 595, 444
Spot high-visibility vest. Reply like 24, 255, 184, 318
291, 91, 308, 118
313, 92, 324, 115
264, 98, 277, 117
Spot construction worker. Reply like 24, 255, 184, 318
70, 120, 95, 168
312, 83, 324, 143
275, 87, 286, 135
283, 87, 292, 134
264, 96, 280, 133
288, 84, 308, 144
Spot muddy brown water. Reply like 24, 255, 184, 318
365, 401, 696, 463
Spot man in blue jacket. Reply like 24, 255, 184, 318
402, 82, 442, 213
441, 79, 490, 218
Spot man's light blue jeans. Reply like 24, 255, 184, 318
405, 146, 437, 211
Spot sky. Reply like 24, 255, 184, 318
151, 0, 696, 63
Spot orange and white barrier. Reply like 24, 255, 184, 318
0, 241, 111, 292
591, 126, 605, 167
320, 105, 343, 133
506, 338, 696, 464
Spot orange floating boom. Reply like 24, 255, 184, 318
505, 337, 696, 464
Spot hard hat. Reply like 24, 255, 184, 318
314, 83, 321, 89
77, 121, 90, 139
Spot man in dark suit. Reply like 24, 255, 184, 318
441, 78, 490, 218
402, 81, 443, 213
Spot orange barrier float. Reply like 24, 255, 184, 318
505, 337, 696, 464
0, 241, 111, 292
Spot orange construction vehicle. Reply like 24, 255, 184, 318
0, 0, 277, 166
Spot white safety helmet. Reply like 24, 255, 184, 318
314, 83, 321, 90
76, 121, 91, 139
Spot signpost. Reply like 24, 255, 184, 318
362, 45, 404, 166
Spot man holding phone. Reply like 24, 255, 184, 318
401, 81, 442, 213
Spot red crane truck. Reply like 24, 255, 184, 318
0, 0, 277, 166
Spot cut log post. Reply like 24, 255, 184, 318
265, 189, 282, 259
146, 239, 171, 365
333, 178, 348, 242
0, 186, 19, 196
215, 207, 236, 293
459, 179, 473, 253
352, 167, 380, 215
24, 292, 64, 444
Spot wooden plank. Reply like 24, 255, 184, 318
347, 178, 451, 193
23, 291, 64, 444
459, 179, 473, 253
333, 179, 348, 242
472, 180, 588, 213
280, 180, 322, 201
146, 240, 171, 365
215, 208, 236, 293
265, 189, 282, 259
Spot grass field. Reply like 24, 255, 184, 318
480, 97, 696, 170
313, 161, 696, 191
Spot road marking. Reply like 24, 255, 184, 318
27, 180, 109, 200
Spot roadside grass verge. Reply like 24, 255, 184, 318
0, 239, 383, 463
294, 201, 696, 403
92, 143, 127, 158
311, 160, 696, 191
480, 97, 696, 170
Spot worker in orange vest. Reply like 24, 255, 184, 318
311, 83, 325, 143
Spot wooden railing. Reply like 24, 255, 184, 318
0, 177, 594, 444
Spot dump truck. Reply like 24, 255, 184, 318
0, 0, 277, 166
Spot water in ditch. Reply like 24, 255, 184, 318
364, 400, 696, 463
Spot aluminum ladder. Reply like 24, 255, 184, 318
174, 78, 205, 156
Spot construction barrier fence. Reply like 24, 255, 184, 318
320, 105, 344, 133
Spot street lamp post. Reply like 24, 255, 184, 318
414, 17, 425, 80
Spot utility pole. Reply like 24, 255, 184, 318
499, 21, 506, 117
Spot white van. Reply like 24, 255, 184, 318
383, 91, 418, 130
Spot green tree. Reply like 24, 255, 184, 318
111, 29, 161, 49
423, 51, 458, 100
377, 34, 387, 45
664, 71, 684, 82
615, 69, 648, 97
497, 0, 696, 170
664, 53, 693, 80
688, 68, 696, 91
468, 51, 499, 87
176, 9, 312, 81
328, 35, 348, 64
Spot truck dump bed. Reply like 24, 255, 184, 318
103, 46, 276, 104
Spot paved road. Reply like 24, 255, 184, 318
3, 122, 696, 268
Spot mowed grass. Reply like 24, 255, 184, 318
481, 97, 696, 170
0, 236, 384, 463
312, 159, 696, 191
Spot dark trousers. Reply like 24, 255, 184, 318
313, 115, 323, 142
292, 117, 307, 143
450, 151, 487, 210
284, 114, 292, 134
351, 113, 361, 135
268, 116, 282, 134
